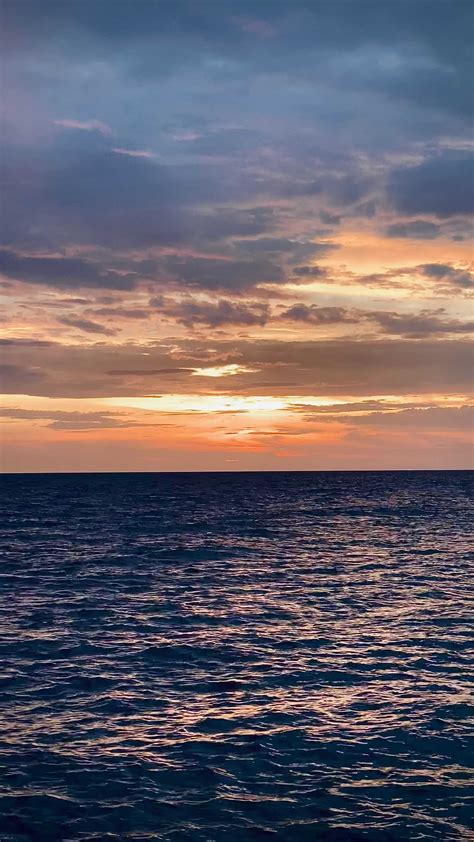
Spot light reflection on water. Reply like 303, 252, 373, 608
0, 471, 473, 840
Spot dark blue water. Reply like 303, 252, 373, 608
1, 471, 473, 841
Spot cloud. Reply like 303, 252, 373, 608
160, 298, 270, 328
1, 337, 472, 398
0, 363, 44, 389
0, 249, 139, 290
280, 172, 373, 207
419, 263, 474, 289
0, 338, 55, 347
0, 407, 162, 430
289, 401, 474, 437
112, 147, 156, 159
320, 211, 341, 226
231, 238, 332, 261
107, 368, 195, 376
388, 152, 474, 217
196, 208, 278, 240
385, 220, 441, 239
59, 316, 117, 335
53, 118, 112, 135
278, 304, 474, 337
233, 16, 276, 38
3, 0, 470, 87
291, 266, 328, 279
289, 399, 434, 416
90, 307, 151, 320
339, 262, 473, 294
5, 0, 470, 266
1, 0, 473, 473
2, 133, 257, 252
348, 405, 474, 430
369, 309, 474, 338
163, 255, 285, 290
280, 303, 358, 325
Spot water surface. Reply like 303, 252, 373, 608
1, 471, 473, 840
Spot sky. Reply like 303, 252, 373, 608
1, 0, 473, 472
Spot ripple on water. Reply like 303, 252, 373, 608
0, 470, 473, 840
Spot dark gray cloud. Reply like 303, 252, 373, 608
347, 405, 474, 430
0, 240, 336, 296
107, 368, 195, 377
0, 338, 55, 348
289, 399, 435, 416
196, 208, 278, 241
0, 407, 163, 430
0, 249, 138, 290
90, 307, 151, 320
419, 264, 474, 290
163, 255, 284, 290
340, 263, 473, 294
280, 304, 358, 325
161, 298, 270, 328
197, 338, 474, 396
320, 211, 342, 226
369, 310, 474, 338
2, 0, 472, 318
3, 1, 470, 55
59, 317, 117, 335
288, 401, 474, 435
388, 152, 474, 218
292, 266, 328, 279
1, 134, 265, 254
0, 362, 50, 393
230, 238, 331, 261
1, 337, 472, 398
385, 220, 441, 239
2, 0, 471, 264
153, 240, 338, 292
279, 172, 373, 208
279, 304, 474, 337
4, 0, 470, 84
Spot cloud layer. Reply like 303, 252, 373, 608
1, 0, 473, 470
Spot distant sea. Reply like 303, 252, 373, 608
1, 471, 473, 840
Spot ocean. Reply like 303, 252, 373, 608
0, 471, 473, 840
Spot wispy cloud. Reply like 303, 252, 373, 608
53, 118, 112, 135
112, 147, 156, 159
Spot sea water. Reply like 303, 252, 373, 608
0, 471, 473, 840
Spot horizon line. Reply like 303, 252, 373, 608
2, 468, 473, 476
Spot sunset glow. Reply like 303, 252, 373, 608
1, 0, 473, 471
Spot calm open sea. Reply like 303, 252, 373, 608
0, 471, 473, 840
